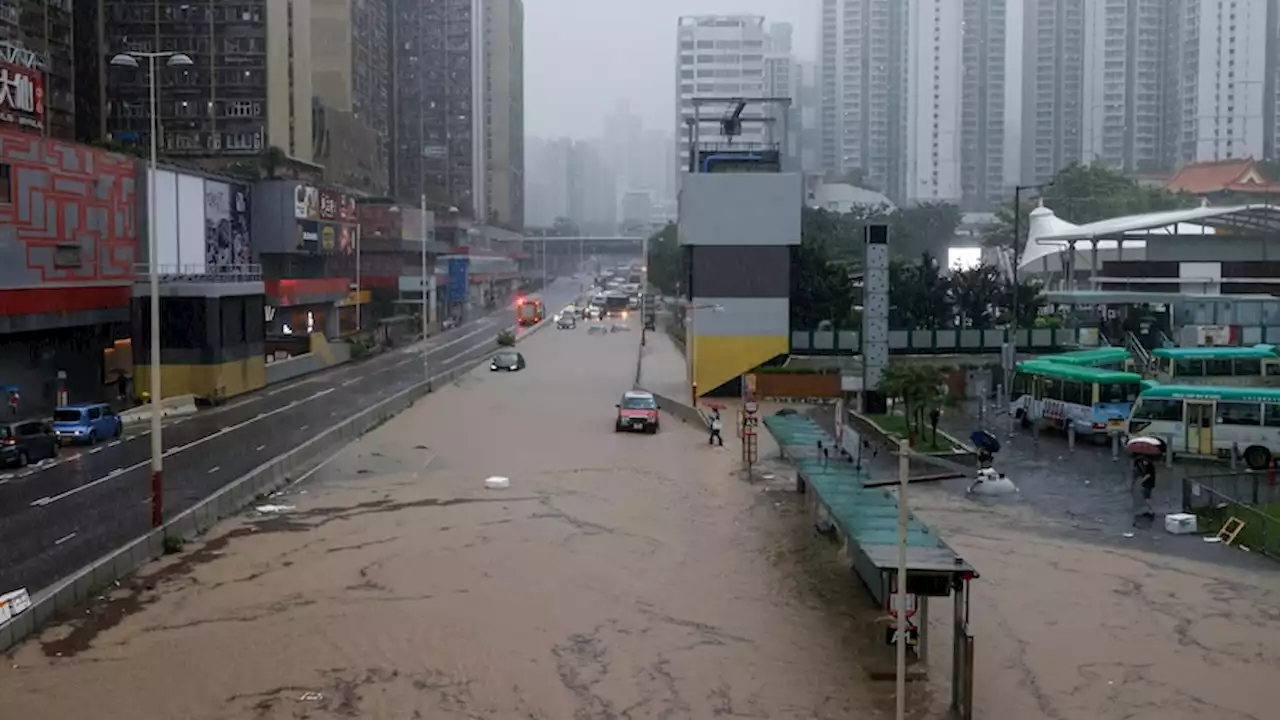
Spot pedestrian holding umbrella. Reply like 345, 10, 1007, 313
1126, 436, 1164, 456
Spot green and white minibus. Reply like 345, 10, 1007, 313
1128, 384, 1280, 469
1149, 345, 1280, 387
1038, 347, 1134, 371
1010, 360, 1148, 438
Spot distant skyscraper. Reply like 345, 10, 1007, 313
1081, 0, 1176, 174
567, 140, 617, 233
1020, 0, 1087, 185
765, 22, 800, 170
959, 0, 1009, 210
675, 16, 770, 180
1175, 0, 1271, 165
818, 0, 910, 201
525, 136, 571, 227
906, 0, 965, 203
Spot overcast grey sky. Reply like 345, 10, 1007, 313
524, 0, 817, 140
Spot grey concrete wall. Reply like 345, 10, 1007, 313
678, 173, 803, 246
250, 182, 297, 256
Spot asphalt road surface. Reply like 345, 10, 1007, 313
0, 282, 580, 598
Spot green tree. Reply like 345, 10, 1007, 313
984, 162, 1195, 252
645, 222, 684, 296
791, 241, 856, 328
949, 263, 1004, 329
999, 279, 1048, 329
888, 252, 950, 329
880, 362, 949, 447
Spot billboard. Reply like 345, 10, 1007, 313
294, 184, 318, 219
0, 59, 43, 131
203, 180, 250, 268
447, 258, 469, 302
176, 173, 205, 273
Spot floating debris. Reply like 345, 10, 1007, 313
254, 504, 296, 514
484, 476, 510, 490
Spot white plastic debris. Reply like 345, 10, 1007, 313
1122, 532, 1135, 538
299, 692, 324, 702
1164, 513, 1198, 535
1203, 536, 1222, 544
967, 468, 1019, 495
254, 504, 296, 514
484, 476, 510, 490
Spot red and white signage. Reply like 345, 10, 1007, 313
0, 60, 42, 131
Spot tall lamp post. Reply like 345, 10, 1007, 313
686, 302, 724, 405
111, 50, 194, 529
1009, 180, 1054, 342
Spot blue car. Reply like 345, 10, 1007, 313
53, 403, 123, 444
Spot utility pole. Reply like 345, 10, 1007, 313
896, 439, 910, 720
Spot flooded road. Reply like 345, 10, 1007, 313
0, 323, 918, 719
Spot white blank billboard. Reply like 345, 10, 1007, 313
176, 173, 206, 273
151, 169, 179, 269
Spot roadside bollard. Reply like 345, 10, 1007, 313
1111, 432, 1120, 461
1032, 419, 1040, 443
1165, 434, 1175, 468
1230, 442, 1239, 470
1067, 424, 1076, 452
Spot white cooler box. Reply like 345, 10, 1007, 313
0, 588, 32, 624
1164, 513, 1198, 535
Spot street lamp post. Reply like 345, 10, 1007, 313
111, 50, 194, 529
686, 303, 724, 405
1009, 181, 1054, 341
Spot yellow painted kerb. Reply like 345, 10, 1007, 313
691, 334, 788, 397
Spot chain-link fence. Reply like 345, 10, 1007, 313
1182, 471, 1280, 559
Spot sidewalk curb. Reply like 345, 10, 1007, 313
0, 312, 554, 654
632, 335, 709, 429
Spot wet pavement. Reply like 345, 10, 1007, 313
0, 308, 927, 720
0, 284, 580, 599
807, 400, 1280, 718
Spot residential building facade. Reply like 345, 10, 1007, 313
1021, 0, 1087, 185
818, 0, 910, 201
482, 0, 524, 229
959, 0, 1008, 210
675, 15, 769, 178
311, 0, 391, 192
1, 1, 73, 140
102, 0, 313, 161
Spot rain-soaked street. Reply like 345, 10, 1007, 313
4, 315, 1280, 719
0, 318, 920, 719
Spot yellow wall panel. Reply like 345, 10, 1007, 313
691, 334, 788, 397
134, 357, 267, 401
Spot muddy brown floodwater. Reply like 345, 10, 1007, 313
0, 326, 928, 719
5, 318, 1280, 720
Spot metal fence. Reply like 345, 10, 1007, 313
1182, 471, 1280, 559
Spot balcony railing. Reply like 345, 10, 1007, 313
133, 263, 264, 282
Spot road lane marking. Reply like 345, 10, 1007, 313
18, 470, 33, 478
298, 425, 308, 432
255, 445, 265, 451
19, 313, 536, 509
108, 440, 122, 447
89, 447, 103, 454
54, 532, 76, 545
208, 466, 220, 474
340, 378, 358, 387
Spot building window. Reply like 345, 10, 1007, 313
54, 245, 81, 268
0, 164, 9, 203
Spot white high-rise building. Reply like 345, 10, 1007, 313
906, 0, 964, 203
959, 0, 1009, 211
818, 0, 910, 200
765, 22, 800, 169
524, 136, 571, 227
675, 15, 769, 176
1177, 0, 1271, 164
1020, 0, 1087, 185
1080, 0, 1178, 173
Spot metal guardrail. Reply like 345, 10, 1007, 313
790, 327, 1096, 355
133, 263, 264, 282
1182, 472, 1280, 559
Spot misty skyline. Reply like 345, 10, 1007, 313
524, 0, 817, 139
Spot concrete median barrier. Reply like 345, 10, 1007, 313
119, 394, 198, 425
0, 316, 553, 653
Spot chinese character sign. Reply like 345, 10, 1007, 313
0, 61, 42, 130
